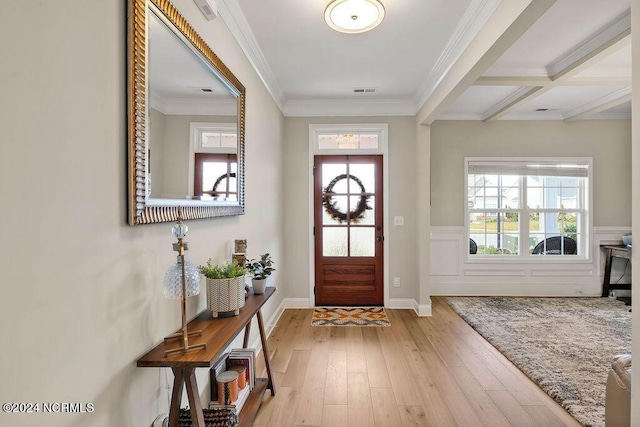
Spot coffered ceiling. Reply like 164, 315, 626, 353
212, 0, 631, 121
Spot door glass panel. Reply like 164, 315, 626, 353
323, 228, 347, 256
323, 195, 348, 225
349, 195, 374, 225
201, 161, 229, 200
350, 227, 375, 256
349, 164, 375, 194
322, 164, 347, 192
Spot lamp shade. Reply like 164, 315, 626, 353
163, 256, 200, 299
325, 0, 385, 34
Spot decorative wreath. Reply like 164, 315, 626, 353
211, 172, 236, 194
322, 174, 372, 223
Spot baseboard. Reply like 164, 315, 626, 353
282, 297, 311, 308
414, 299, 432, 317
388, 298, 432, 316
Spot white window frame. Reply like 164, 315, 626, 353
188, 122, 237, 197
464, 157, 593, 262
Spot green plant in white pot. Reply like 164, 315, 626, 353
198, 260, 246, 317
246, 253, 275, 295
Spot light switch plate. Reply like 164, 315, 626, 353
394, 216, 404, 226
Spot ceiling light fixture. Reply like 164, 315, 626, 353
325, 0, 385, 34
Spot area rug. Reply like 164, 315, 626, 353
311, 307, 390, 326
445, 297, 631, 427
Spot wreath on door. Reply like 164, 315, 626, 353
203, 172, 236, 196
322, 174, 372, 223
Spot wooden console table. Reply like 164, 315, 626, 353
601, 244, 632, 298
137, 287, 276, 427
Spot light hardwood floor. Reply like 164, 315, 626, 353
253, 297, 581, 426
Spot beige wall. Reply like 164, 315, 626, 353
431, 120, 632, 227
151, 112, 236, 198
283, 116, 418, 301
631, 0, 640, 422
0, 1, 284, 426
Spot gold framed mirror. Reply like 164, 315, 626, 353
128, 0, 246, 225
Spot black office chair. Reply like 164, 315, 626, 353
531, 236, 577, 255
470, 238, 477, 254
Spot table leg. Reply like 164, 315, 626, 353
168, 368, 185, 427
256, 310, 276, 396
185, 368, 205, 427
602, 248, 614, 297
243, 319, 251, 348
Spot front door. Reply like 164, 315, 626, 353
314, 155, 383, 306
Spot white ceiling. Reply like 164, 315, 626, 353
211, 0, 631, 120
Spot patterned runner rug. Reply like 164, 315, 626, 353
312, 307, 390, 326
445, 297, 631, 427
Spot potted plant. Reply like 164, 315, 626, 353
246, 253, 275, 295
198, 260, 247, 317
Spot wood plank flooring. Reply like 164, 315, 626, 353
253, 298, 581, 426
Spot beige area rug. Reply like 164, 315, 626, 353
445, 297, 632, 427
311, 307, 390, 326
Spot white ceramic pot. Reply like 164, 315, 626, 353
206, 276, 245, 317
252, 278, 266, 295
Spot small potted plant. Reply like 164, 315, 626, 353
198, 260, 246, 317
246, 253, 275, 295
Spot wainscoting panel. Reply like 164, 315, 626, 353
430, 226, 631, 296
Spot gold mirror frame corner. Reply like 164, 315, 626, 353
127, 0, 246, 226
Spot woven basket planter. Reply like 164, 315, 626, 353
206, 276, 245, 317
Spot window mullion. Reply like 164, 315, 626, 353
521, 175, 528, 257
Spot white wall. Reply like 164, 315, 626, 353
630, 0, 640, 423
430, 120, 632, 296
282, 116, 419, 306
0, 1, 284, 426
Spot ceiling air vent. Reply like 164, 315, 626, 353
353, 87, 377, 94
193, 0, 218, 21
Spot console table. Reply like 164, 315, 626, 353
601, 244, 632, 298
137, 287, 276, 427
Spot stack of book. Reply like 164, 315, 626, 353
209, 348, 257, 414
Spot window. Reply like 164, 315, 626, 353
194, 153, 237, 201
189, 123, 238, 200
466, 158, 590, 258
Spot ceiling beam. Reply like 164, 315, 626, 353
475, 75, 631, 86
563, 86, 631, 121
483, 11, 631, 121
417, 0, 557, 126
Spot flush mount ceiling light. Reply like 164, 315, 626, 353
325, 0, 385, 34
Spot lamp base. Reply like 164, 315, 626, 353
163, 330, 206, 357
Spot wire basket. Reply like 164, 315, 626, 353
177, 407, 238, 427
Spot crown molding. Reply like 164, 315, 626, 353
582, 112, 631, 120
283, 99, 416, 117
414, 0, 502, 107
216, 0, 286, 111
547, 10, 631, 78
500, 112, 565, 120
150, 91, 237, 115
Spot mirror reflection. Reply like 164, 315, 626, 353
148, 9, 238, 202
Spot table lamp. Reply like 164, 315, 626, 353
163, 209, 206, 357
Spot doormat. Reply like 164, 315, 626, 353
311, 307, 390, 326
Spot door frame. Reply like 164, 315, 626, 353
308, 124, 390, 307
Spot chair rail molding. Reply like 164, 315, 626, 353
430, 225, 630, 296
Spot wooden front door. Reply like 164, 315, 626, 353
314, 155, 383, 306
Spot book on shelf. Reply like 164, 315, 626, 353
209, 353, 228, 402
228, 348, 256, 389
